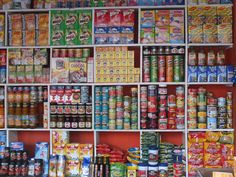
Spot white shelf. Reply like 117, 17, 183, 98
7, 83, 50, 86
188, 43, 233, 47
141, 129, 185, 132
141, 82, 186, 86
187, 82, 233, 85
51, 129, 94, 132
51, 45, 94, 48
188, 129, 234, 132
7, 128, 50, 131
95, 129, 140, 132
6, 46, 51, 49
50, 83, 94, 86
142, 43, 186, 46
187, 4, 233, 7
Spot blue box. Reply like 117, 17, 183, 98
139, 0, 155, 5
121, 27, 134, 34
227, 65, 234, 82
220, 0, 232, 4
188, 66, 198, 82
217, 66, 227, 82
207, 66, 217, 82
108, 27, 122, 34
0, 145, 5, 159
10, 142, 24, 151
35, 142, 49, 177
198, 66, 207, 82
94, 27, 108, 34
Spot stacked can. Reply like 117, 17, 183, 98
116, 86, 125, 129
197, 88, 207, 129
159, 143, 174, 176
123, 96, 131, 129
217, 97, 227, 129
158, 87, 168, 129
95, 87, 102, 129
143, 56, 150, 82
140, 86, 148, 129
148, 85, 158, 129
131, 88, 138, 129
176, 86, 185, 129
81, 86, 90, 103
167, 94, 176, 129
102, 87, 109, 129
166, 55, 173, 82
174, 56, 183, 82
206, 94, 217, 129
226, 92, 233, 128
109, 87, 116, 129
158, 56, 166, 82
150, 56, 158, 82
187, 89, 197, 129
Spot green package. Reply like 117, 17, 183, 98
50, 10, 65, 30
78, 10, 92, 30
51, 30, 65, 46
64, 10, 79, 29
78, 27, 92, 45
65, 29, 78, 46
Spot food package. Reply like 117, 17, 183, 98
52, 130, 70, 145
51, 58, 69, 83
65, 144, 80, 160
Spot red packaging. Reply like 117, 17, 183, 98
122, 9, 135, 27
204, 142, 221, 154
110, 9, 122, 26
188, 143, 204, 154
95, 10, 110, 27
159, 110, 167, 118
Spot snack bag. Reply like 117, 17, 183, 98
141, 10, 155, 28
221, 144, 234, 161
204, 142, 221, 154
188, 153, 204, 165
206, 131, 221, 142
204, 154, 222, 168
24, 30, 36, 46
25, 65, 34, 83
188, 132, 206, 143
188, 142, 204, 154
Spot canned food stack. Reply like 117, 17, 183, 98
217, 97, 227, 129
0, 49, 6, 84
158, 87, 168, 129
8, 86, 48, 129
0, 88, 4, 128
123, 96, 131, 130
102, 87, 109, 130
197, 88, 207, 129
140, 86, 148, 129
187, 89, 197, 129
148, 85, 158, 129
131, 88, 138, 129
206, 93, 218, 129
143, 46, 185, 82
0, 14, 4, 46
226, 92, 233, 128
109, 87, 117, 129
50, 86, 92, 129
175, 86, 185, 129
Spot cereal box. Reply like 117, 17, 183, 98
170, 10, 184, 27
23, 14, 35, 30
34, 48, 48, 65
50, 10, 65, 30
8, 66, 16, 83
69, 58, 87, 83
141, 10, 155, 28
10, 30, 22, 46
10, 142, 24, 151
122, 9, 135, 27
65, 29, 78, 45
65, 160, 80, 177
121, 33, 134, 44
155, 10, 170, 27
51, 58, 69, 83
95, 10, 110, 27
65, 10, 79, 29
155, 26, 170, 43
203, 24, 217, 43
141, 28, 154, 44
188, 66, 198, 82
188, 0, 198, 4
220, 0, 232, 3
188, 25, 203, 43
207, 66, 217, 82
170, 26, 184, 43
217, 6, 232, 16
227, 65, 234, 82
16, 65, 25, 83
51, 30, 65, 46
36, 13, 49, 30
9, 14, 23, 31
218, 24, 232, 43
198, 0, 208, 4
203, 6, 217, 16
36, 30, 49, 46
24, 30, 36, 46
35, 142, 49, 161
188, 7, 203, 17
217, 66, 227, 82
52, 131, 69, 146
65, 144, 80, 160
198, 66, 207, 82
22, 48, 34, 65
110, 9, 122, 27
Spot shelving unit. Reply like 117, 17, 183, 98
0, 1, 234, 176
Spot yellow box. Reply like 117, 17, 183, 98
65, 144, 80, 160
121, 60, 127, 67
52, 131, 69, 145
127, 59, 134, 67
65, 160, 80, 177
121, 51, 128, 59
218, 24, 232, 43
127, 75, 134, 82
188, 6, 203, 16
203, 6, 216, 16
128, 51, 134, 59
108, 60, 115, 66
217, 6, 232, 16
96, 52, 102, 59
108, 51, 115, 59
127, 67, 134, 74
78, 144, 93, 160
115, 51, 120, 59
134, 75, 140, 82
53, 144, 66, 155
96, 67, 101, 75
203, 23, 217, 43
134, 68, 140, 75
96, 76, 102, 83
121, 67, 127, 74
189, 25, 203, 43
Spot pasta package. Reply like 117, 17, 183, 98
188, 132, 206, 143
188, 142, 204, 154
204, 142, 221, 154
188, 153, 204, 165
204, 154, 222, 168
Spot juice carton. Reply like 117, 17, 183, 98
51, 58, 69, 83
141, 28, 154, 44
36, 30, 49, 46
65, 10, 79, 29
141, 10, 155, 28
170, 10, 184, 27
25, 65, 34, 83
203, 24, 217, 43
188, 66, 198, 82
217, 66, 227, 82
35, 142, 49, 177
139, 0, 155, 5
110, 9, 122, 27
65, 160, 80, 177
188, 25, 203, 43
122, 9, 135, 27
218, 24, 232, 43
51, 30, 65, 46
207, 66, 217, 82
155, 10, 170, 27
78, 27, 92, 45
50, 10, 65, 30
69, 58, 87, 83
170, 26, 184, 43
16, 65, 25, 83
65, 144, 80, 160
78, 10, 92, 29
10, 142, 24, 151
198, 66, 207, 82
227, 65, 234, 82
155, 26, 170, 43
23, 14, 35, 31
65, 29, 78, 46
95, 10, 109, 27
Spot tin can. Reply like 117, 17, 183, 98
144, 56, 150, 82
109, 119, 116, 130
109, 87, 116, 97
67, 49, 74, 58
53, 49, 60, 57
82, 48, 90, 58
150, 56, 158, 82
75, 49, 83, 58
116, 118, 123, 129
166, 55, 173, 82
60, 49, 67, 58
207, 117, 217, 129
116, 86, 123, 96
158, 56, 166, 82
109, 109, 116, 120
174, 56, 180, 82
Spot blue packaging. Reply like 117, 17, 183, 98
198, 66, 207, 82
188, 66, 198, 82
207, 66, 217, 82
207, 117, 217, 129
35, 142, 49, 177
227, 65, 234, 82
139, 0, 155, 5
217, 66, 227, 82
220, 0, 232, 4
141, 11, 155, 28
0, 145, 5, 159
121, 27, 134, 34
94, 27, 108, 34
95, 35, 108, 44
10, 142, 24, 151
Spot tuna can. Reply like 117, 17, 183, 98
124, 122, 131, 129
166, 55, 173, 82
116, 107, 124, 119
109, 97, 116, 109
109, 87, 116, 97
124, 110, 131, 119
116, 86, 123, 96
116, 118, 123, 129
158, 55, 166, 82
109, 119, 116, 130
109, 109, 116, 120
124, 96, 131, 110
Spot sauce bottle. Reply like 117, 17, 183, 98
29, 103, 37, 128
15, 103, 22, 128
